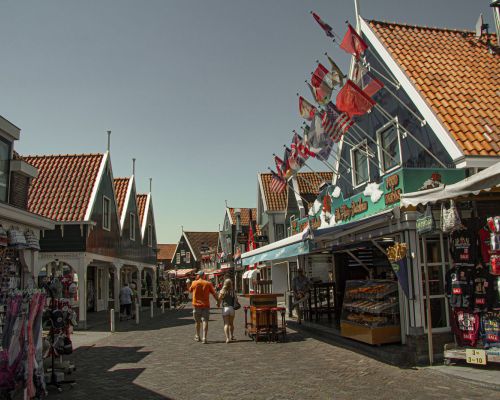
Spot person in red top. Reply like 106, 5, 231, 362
188, 271, 218, 343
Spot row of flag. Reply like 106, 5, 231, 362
269, 13, 385, 195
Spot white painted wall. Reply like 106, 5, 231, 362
271, 261, 288, 294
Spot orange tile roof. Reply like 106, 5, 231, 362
183, 231, 219, 261
113, 177, 130, 221
157, 243, 177, 260
24, 153, 103, 221
369, 20, 500, 157
228, 208, 257, 226
260, 172, 333, 212
260, 173, 287, 212
137, 194, 148, 226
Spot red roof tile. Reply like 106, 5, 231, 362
183, 231, 219, 261
24, 153, 104, 221
260, 172, 333, 212
228, 208, 257, 226
369, 20, 500, 157
137, 194, 148, 226
113, 177, 130, 221
157, 243, 177, 261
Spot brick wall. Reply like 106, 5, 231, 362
9, 172, 30, 210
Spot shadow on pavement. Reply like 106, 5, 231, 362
56, 346, 172, 399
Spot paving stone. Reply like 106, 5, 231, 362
50, 299, 500, 400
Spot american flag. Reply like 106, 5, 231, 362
270, 170, 287, 193
321, 103, 354, 142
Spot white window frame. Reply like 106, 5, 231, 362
129, 212, 136, 241
185, 251, 191, 264
102, 196, 111, 231
350, 139, 370, 188
377, 118, 402, 175
147, 224, 153, 247
176, 253, 180, 264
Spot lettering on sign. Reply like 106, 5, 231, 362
291, 216, 321, 233
465, 349, 487, 365
384, 173, 401, 206
334, 198, 368, 222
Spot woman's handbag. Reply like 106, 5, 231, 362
233, 293, 241, 310
441, 200, 461, 233
416, 205, 435, 235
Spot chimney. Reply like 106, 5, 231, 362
492, 1, 500, 46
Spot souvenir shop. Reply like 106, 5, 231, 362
0, 209, 57, 398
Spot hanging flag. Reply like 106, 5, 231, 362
311, 12, 334, 38
326, 55, 345, 88
294, 131, 310, 160
282, 147, 292, 178
316, 137, 334, 162
307, 81, 331, 106
353, 64, 384, 97
387, 243, 410, 297
289, 138, 305, 172
312, 63, 332, 88
336, 80, 376, 118
299, 96, 316, 120
307, 113, 329, 156
274, 155, 285, 177
321, 102, 354, 142
270, 170, 287, 193
340, 24, 368, 59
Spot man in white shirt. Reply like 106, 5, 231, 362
119, 283, 134, 320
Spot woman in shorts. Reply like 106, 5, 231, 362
218, 279, 236, 343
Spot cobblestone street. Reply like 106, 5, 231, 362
54, 300, 500, 400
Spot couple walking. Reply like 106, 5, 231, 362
188, 271, 239, 344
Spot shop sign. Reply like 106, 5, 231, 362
334, 198, 368, 222
384, 173, 401, 206
466, 349, 486, 365
291, 215, 321, 233
237, 233, 248, 244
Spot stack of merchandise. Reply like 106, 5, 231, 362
446, 216, 500, 351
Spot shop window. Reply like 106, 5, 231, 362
275, 224, 285, 241
130, 212, 136, 240
102, 196, 111, 230
186, 251, 191, 264
0, 139, 10, 203
377, 120, 401, 173
147, 224, 153, 247
350, 140, 369, 187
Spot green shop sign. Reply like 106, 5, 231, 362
291, 168, 465, 234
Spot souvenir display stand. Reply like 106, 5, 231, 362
442, 215, 500, 367
340, 280, 401, 345
243, 293, 287, 342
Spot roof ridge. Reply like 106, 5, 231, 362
23, 152, 104, 159
368, 19, 498, 37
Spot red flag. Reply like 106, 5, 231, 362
247, 223, 256, 252
336, 80, 375, 118
307, 81, 331, 106
312, 12, 334, 38
340, 24, 368, 59
311, 63, 330, 88
299, 96, 316, 120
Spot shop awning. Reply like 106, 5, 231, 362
241, 230, 313, 266
401, 161, 500, 207
242, 270, 251, 279
242, 269, 259, 279
166, 268, 195, 278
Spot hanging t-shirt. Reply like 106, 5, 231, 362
452, 309, 480, 347
478, 227, 492, 264
482, 312, 500, 347
472, 266, 494, 311
450, 228, 478, 265
446, 266, 473, 309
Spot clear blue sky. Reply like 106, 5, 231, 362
0, 0, 494, 243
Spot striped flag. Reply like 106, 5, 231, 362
270, 170, 287, 193
321, 103, 354, 142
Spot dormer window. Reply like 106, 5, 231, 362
0, 139, 11, 203
129, 212, 136, 240
102, 196, 111, 230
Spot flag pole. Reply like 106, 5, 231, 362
267, 167, 311, 206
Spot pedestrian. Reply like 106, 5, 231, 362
188, 271, 218, 343
119, 282, 133, 320
217, 278, 237, 343
291, 268, 310, 324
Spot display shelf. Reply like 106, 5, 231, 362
341, 280, 401, 345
